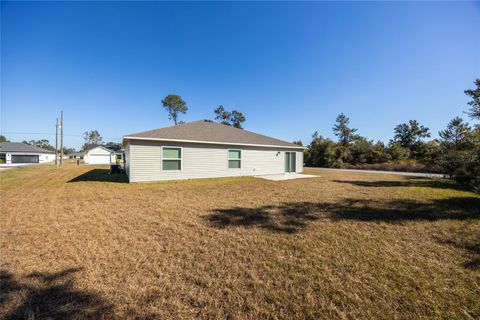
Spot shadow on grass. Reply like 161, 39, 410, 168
205, 197, 480, 267
435, 233, 480, 271
206, 197, 480, 233
68, 169, 128, 183
323, 197, 480, 222
206, 203, 321, 234
0, 267, 113, 319
332, 177, 470, 192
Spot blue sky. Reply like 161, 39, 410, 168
1, 1, 479, 150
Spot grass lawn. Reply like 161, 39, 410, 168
1, 164, 479, 319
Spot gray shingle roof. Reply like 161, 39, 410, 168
69, 152, 85, 157
0, 142, 55, 154
124, 120, 304, 149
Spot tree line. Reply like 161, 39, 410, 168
304, 79, 480, 191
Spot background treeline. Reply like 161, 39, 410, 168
304, 79, 480, 191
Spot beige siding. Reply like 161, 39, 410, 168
296, 151, 303, 173
127, 140, 304, 182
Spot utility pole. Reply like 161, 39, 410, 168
55, 118, 59, 166
60, 111, 64, 166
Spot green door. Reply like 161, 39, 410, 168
285, 152, 296, 173
285, 152, 291, 172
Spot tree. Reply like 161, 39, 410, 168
82, 130, 103, 150
465, 79, 480, 120
230, 110, 246, 129
23, 139, 55, 151
367, 141, 391, 164
292, 140, 303, 146
387, 142, 408, 162
439, 117, 471, 151
213, 106, 246, 129
332, 113, 357, 146
62, 147, 76, 155
438, 117, 476, 179
349, 135, 374, 165
392, 120, 430, 157
104, 141, 122, 152
418, 140, 440, 164
0, 135, 8, 142
304, 132, 337, 167
162, 94, 188, 125
214, 105, 231, 125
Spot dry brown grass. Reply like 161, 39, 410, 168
1, 164, 479, 319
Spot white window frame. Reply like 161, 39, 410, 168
227, 149, 242, 169
162, 146, 183, 171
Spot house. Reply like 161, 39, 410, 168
83, 146, 124, 165
83, 146, 114, 165
110, 150, 124, 164
69, 152, 84, 160
123, 120, 305, 183
0, 142, 56, 164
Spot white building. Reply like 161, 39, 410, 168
123, 120, 305, 183
0, 142, 56, 164
83, 146, 114, 165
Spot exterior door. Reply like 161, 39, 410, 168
284, 152, 296, 173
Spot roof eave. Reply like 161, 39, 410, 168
0, 150, 55, 154
123, 136, 307, 150
86, 146, 114, 153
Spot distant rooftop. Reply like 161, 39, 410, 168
124, 120, 304, 149
0, 142, 55, 154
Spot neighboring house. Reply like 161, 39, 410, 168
69, 152, 84, 159
123, 120, 305, 183
83, 146, 123, 165
111, 150, 124, 164
0, 142, 56, 164
83, 146, 113, 165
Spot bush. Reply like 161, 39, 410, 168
452, 133, 480, 192
438, 126, 480, 192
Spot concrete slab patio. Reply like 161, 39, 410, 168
256, 173, 318, 181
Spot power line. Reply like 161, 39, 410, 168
0, 131, 122, 141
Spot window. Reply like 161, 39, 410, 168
228, 149, 241, 168
162, 147, 181, 170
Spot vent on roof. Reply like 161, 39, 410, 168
204, 119, 213, 122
